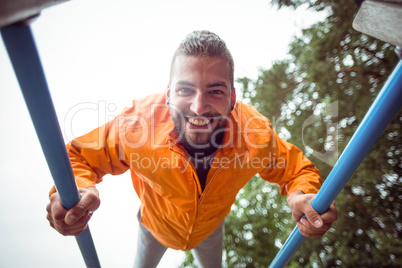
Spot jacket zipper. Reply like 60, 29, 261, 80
168, 143, 202, 250
186, 150, 248, 249
198, 149, 248, 205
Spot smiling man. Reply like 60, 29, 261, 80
46, 30, 337, 268
168, 54, 235, 156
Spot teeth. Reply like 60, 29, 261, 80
189, 118, 210, 126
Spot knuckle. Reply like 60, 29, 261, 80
305, 210, 318, 219
51, 201, 67, 220
46, 203, 51, 213
55, 226, 67, 236
46, 213, 53, 222
86, 193, 100, 208
86, 191, 97, 199
49, 193, 60, 202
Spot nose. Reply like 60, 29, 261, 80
190, 92, 210, 116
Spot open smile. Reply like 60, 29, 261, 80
188, 118, 210, 126
187, 117, 215, 127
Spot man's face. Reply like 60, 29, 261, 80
167, 55, 236, 152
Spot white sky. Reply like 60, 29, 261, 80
0, 0, 324, 267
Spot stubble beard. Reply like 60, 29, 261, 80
169, 107, 231, 156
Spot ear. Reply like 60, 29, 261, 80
231, 88, 236, 110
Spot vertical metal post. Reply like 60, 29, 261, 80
1, 24, 101, 268
269, 60, 402, 267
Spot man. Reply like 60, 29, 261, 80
46, 30, 337, 267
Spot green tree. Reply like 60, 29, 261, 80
224, 177, 293, 267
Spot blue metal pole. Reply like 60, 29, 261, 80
1, 24, 101, 268
269, 60, 402, 267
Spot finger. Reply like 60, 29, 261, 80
299, 217, 330, 231
297, 224, 326, 238
321, 202, 338, 223
65, 192, 98, 225
56, 223, 88, 236
78, 188, 100, 211
46, 202, 51, 213
61, 220, 89, 236
297, 221, 332, 238
46, 213, 53, 223
289, 193, 323, 227
300, 225, 332, 238
49, 197, 68, 221
64, 212, 91, 236
303, 207, 323, 228
55, 216, 87, 230
298, 217, 315, 233
53, 211, 92, 235
292, 213, 302, 223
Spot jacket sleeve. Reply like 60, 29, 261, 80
49, 110, 131, 197
258, 129, 322, 197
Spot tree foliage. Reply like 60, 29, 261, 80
181, 0, 401, 267
224, 177, 293, 267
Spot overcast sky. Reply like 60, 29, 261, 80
0, 0, 324, 267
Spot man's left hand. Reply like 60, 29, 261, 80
287, 191, 337, 238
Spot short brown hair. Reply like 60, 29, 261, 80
169, 30, 234, 89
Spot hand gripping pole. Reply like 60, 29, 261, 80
1, 24, 101, 268
269, 60, 402, 267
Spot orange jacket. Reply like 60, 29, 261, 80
50, 91, 322, 250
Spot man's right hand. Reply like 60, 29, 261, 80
46, 187, 100, 236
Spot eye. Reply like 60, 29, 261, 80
209, 89, 225, 97
177, 88, 194, 95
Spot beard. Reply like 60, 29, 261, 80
169, 107, 231, 157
